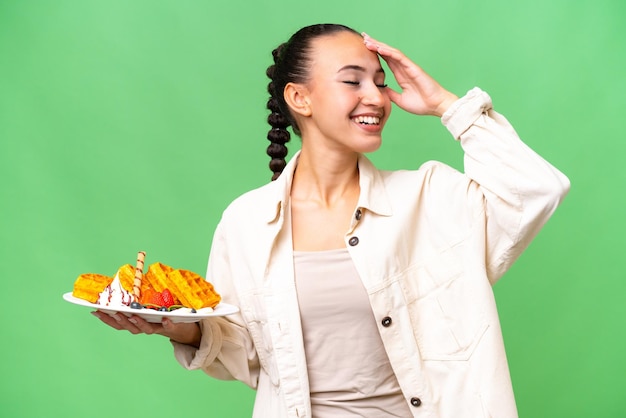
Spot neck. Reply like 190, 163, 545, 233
291, 147, 360, 208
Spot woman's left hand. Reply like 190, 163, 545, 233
362, 33, 458, 117
92, 310, 202, 347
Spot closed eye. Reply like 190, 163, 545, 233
343, 80, 388, 88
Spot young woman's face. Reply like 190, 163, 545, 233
298, 31, 392, 154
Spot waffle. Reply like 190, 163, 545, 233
116, 264, 136, 293
142, 262, 174, 294
72, 265, 135, 304
141, 262, 173, 304
142, 262, 220, 309
72, 260, 220, 309
167, 269, 221, 310
72, 273, 113, 303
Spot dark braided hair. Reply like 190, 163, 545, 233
265, 24, 359, 181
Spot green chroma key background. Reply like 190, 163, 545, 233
1, 1, 624, 417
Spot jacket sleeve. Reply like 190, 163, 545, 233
441, 87, 570, 283
171, 220, 261, 389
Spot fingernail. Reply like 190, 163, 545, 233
113, 314, 122, 323
128, 318, 137, 324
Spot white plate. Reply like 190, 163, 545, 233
63, 292, 239, 323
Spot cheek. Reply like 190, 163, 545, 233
384, 99, 393, 120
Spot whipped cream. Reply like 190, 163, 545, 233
97, 273, 134, 306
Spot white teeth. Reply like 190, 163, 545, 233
354, 115, 380, 125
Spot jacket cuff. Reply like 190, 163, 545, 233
441, 87, 493, 139
171, 319, 222, 370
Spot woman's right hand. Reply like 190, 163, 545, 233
91, 310, 202, 347
362, 33, 458, 118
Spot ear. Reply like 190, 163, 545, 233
284, 82, 312, 117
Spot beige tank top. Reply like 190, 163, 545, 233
294, 248, 412, 417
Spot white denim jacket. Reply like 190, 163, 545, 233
173, 88, 570, 418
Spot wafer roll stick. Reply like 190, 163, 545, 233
133, 251, 146, 301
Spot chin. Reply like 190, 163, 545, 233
357, 138, 383, 154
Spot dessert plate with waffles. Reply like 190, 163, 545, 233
63, 251, 239, 323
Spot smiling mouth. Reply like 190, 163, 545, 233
352, 115, 381, 125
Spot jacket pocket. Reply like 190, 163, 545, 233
399, 248, 489, 361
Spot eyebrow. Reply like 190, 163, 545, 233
338, 64, 385, 74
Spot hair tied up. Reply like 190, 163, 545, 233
263, 24, 359, 181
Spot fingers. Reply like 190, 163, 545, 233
361, 31, 456, 116
91, 310, 162, 335
362, 32, 386, 53
362, 33, 392, 54
362, 32, 424, 83
362, 33, 408, 66
90, 311, 202, 348
91, 310, 124, 330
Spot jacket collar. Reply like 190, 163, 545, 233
263, 151, 393, 225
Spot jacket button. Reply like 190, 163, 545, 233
355, 209, 362, 220
381, 316, 392, 327
410, 397, 422, 407
348, 236, 359, 246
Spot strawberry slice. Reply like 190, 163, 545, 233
148, 291, 166, 307
162, 289, 175, 308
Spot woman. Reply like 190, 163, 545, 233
94, 24, 570, 417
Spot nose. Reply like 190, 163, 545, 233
361, 82, 386, 107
